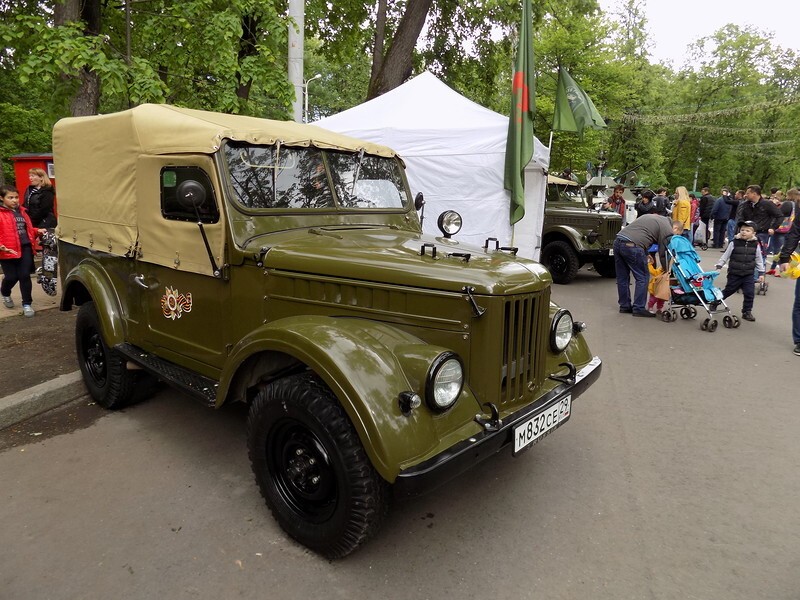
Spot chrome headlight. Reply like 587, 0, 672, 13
550, 309, 574, 352
425, 352, 464, 412
437, 210, 462, 238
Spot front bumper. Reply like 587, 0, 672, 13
394, 356, 602, 496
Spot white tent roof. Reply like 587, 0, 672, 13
316, 72, 550, 256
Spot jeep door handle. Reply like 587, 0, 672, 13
133, 274, 154, 289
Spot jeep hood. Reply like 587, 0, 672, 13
254, 227, 551, 295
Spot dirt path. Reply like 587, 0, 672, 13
0, 307, 78, 397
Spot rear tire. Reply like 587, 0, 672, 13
247, 372, 388, 558
541, 241, 580, 284
76, 301, 155, 409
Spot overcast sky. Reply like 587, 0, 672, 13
598, 0, 800, 67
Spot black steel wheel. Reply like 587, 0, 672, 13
680, 307, 690, 319
732, 316, 741, 328
708, 319, 718, 332
723, 315, 733, 328
670, 310, 678, 322
661, 310, 672, 322
592, 257, 616, 278
541, 241, 580, 285
688, 306, 697, 319
701, 318, 709, 331
76, 302, 154, 409
247, 372, 388, 559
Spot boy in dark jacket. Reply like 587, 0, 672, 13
715, 220, 765, 322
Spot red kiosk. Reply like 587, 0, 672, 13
9, 152, 57, 215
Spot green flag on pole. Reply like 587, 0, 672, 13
552, 67, 606, 138
503, 0, 535, 225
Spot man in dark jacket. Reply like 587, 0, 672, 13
778, 210, 800, 355
736, 185, 783, 252
699, 186, 715, 245
653, 187, 669, 216
710, 187, 732, 248
614, 215, 683, 317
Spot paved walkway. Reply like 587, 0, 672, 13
0, 274, 61, 321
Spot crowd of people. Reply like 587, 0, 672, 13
613, 183, 800, 357
0, 168, 57, 318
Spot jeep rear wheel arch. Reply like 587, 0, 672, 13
62, 259, 127, 347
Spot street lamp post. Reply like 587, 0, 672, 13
303, 73, 321, 123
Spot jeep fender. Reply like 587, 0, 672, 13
61, 259, 127, 346
220, 315, 480, 483
542, 227, 586, 253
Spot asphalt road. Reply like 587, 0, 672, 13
1, 260, 799, 600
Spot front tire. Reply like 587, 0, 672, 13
76, 301, 154, 409
247, 373, 388, 559
541, 241, 580, 284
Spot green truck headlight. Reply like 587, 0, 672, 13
426, 352, 464, 411
550, 309, 574, 352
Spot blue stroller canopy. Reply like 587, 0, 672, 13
667, 235, 723, 302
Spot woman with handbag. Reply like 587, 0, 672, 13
767, 189, 796, 276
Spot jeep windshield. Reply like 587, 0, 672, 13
222, 141, 409, 212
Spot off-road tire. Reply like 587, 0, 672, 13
541, 241, 580, 284
75, 301, 154, 409
592, 257, 616, 278
247, 372, 388, 559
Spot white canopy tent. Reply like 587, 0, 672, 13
316, 71, 550, 260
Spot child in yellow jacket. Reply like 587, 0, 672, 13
646, 254, 666, 313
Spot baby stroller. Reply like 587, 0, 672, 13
661, 235, 739, 332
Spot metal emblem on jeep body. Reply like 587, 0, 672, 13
161, 287, 193, 320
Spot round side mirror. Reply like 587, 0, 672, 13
176, 180, 207, 210
414, 191, 425, 211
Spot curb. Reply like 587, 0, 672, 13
0, 371, 87, 430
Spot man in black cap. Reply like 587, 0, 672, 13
614, 214, 684, 317
715, 220, 765, 321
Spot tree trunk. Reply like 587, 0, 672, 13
55, 0, 103, 116
236, 14, 260, 104
367, 0, 433, 99
370, 0, 387, 84
70, 68, 101, 116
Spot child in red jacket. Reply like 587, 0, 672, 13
0, 185, 42, 317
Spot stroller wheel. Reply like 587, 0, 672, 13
701, 318, 709, 331
708, 319, 718, 332
670, 310, 678, 322
680, 307, 689, 319
700, 243, 708, 251
688, 306, 697, 319
723, 315, 733, 328
732, 316, 741, 328
661, 310, 672, 322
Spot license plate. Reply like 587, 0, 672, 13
513, 395, 571, 454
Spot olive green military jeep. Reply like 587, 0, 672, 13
53, 105, 601, 558
540, 175, 622, 284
